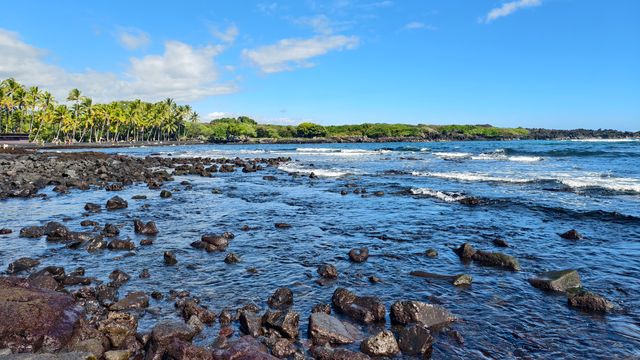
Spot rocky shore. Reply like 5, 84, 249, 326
0, 149, 618, 359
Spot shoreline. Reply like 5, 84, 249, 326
3, 135, 639, 151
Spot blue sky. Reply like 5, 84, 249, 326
1, 0, 638, 130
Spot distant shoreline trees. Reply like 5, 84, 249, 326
3, 78, 636, 144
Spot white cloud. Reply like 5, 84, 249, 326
116, 27, 151, 50
295, 15, 333, 34
242, 35, 358, 73
207, 111, 230, 120
402, 22, 436, 31
481, 0, 542, 24
211, 24, 239, 43
0, 28, 236, 103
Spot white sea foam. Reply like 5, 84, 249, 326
433, 152, 472, 159
410, 188, 467, 202
295, 148, 390, 156
470, 152, 542, 162
411, 171, 532, 183
569, 138, 639, 142
507, 156, 543, 162
559, 176, 640, 193
277, 163, 351, 177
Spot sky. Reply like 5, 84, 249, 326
0, 0, 639, 130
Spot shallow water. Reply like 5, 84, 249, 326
2, 140, 640, 359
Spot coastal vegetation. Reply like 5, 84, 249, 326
1, 78, 637, 144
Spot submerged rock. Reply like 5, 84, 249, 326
390, 300, 455, 329
348, 247, 369, 263
84, 202, 101, 212
109, 291, 149, 311
106, 196, 128, 210
317, 264, 338, 279
268, 287, 293, 310
224, 252, 240, 264
159, 190, 172, 198
560, 229, 583, 240
308, 313, 355, 345
164, 251, 177, 265
0, 228, 12, 235
361, 330, 399, 357
332, 288, 385, 324
454, 242, 520, 271
107, 239, 134, 250
410, 271, 472, 286
529, 269, 582, 292
19, 226, 44, 238
397, 323, 433, 357
568, 291, 613, 313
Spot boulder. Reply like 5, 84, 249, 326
19, 226, 44, 238
224, 252, 240, 264
360, 330, 399, 357
317, 264, 338, 279
107, 239, 134, 251
7, 257, 40, 274
178, 299, 216, 324
43, 222, 71, 241
348, 247, 369, 263
101, 224, 120, 237
84, 203, 101, 212
454, 243, 520, 271
97, 312, 137, 349
163, 251, 177, 265
390, 300, 455, 329
567, 291, 613, 313
560, 229, 583, 240
0, 278, 84, 352
263, 310, 300, 339
159, 190, 172, 198
397, 323, 433, 357
212, 336, 277, 360
109, 291, 149, 311
108, 270, 131, 286
106, 196, 128, 210
239, 311, 263, 337
529, 269, 582, 292
308, 313, 355, 345
267, 287, 293, 309
332, 288, 385, 324
133, 219, 158, 235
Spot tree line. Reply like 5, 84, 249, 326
1, 78, 198, 143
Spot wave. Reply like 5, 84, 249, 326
412, 171, 640, 194
412, 171, 534, 184
295, 148, 390, 156
499, 148, 640, 158
470, 151, 543, 162
379, 146, 430, 152
568, 138, 640, 142
410, 188, 468, 202
433, 152, 472, 160
277, 163, 353, 177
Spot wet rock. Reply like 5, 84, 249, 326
263, 310, 299, 339
560, 229, 583, 240
459, 197, 481, 206
452, 274, 473, 286
219, 308, 233, 326
108, 269, 131, 285
410, 271, 472, 286
397, 323, 433, 357
212, 336, 277, 360
529, 269, 582, 292
7, 257, 40, 274
274, 223, 291, 229
104, 350, 130, 360
165, 339, 212, 360
311, 346, 370, 360
271, 338, 295, 358
311, 303, 331, 315
0, 228, 13, 235
86, 237, 107, 252
96, 284, 118, 307
178, 299, 216, 325
268, 287, 293, 309
84, 203, 101, 212
106, 196, 128, 210
0, 277, 84, 352
425, 248, 438, 257
390, 300, 455, 329
348, 247, 369, 263
239, 311, 263, 337
43, 222, 71, 241
140, 239, 153, 246
139, 269, 150, 278
151, 291, 164, 300
98, 312, 137, 349
199, 232, 234, 252
332, 288, 385, 324
568, 291, 613, 313
369, 275, 382, 284
107, 239, 134, 250
101, 223, 120, 237
361, 330, 399, 357
308, 313, 355, 345
159, 190, 172, 198
224, 252, 240, 264
131, 195, 146, 200
146, 320, 199, 360
164, 251, 177, 265
492, 238, 509, 247
63, 276, 92, 286
73, 338, 105, 358
109, 291, 149, 311
454, 243, 520, 271
317, 264, 338, 279
80, 220, 98, 227
133, 219, 158, 235
19, 226, 44, 238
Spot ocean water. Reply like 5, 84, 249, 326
2, 139, 640, 358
